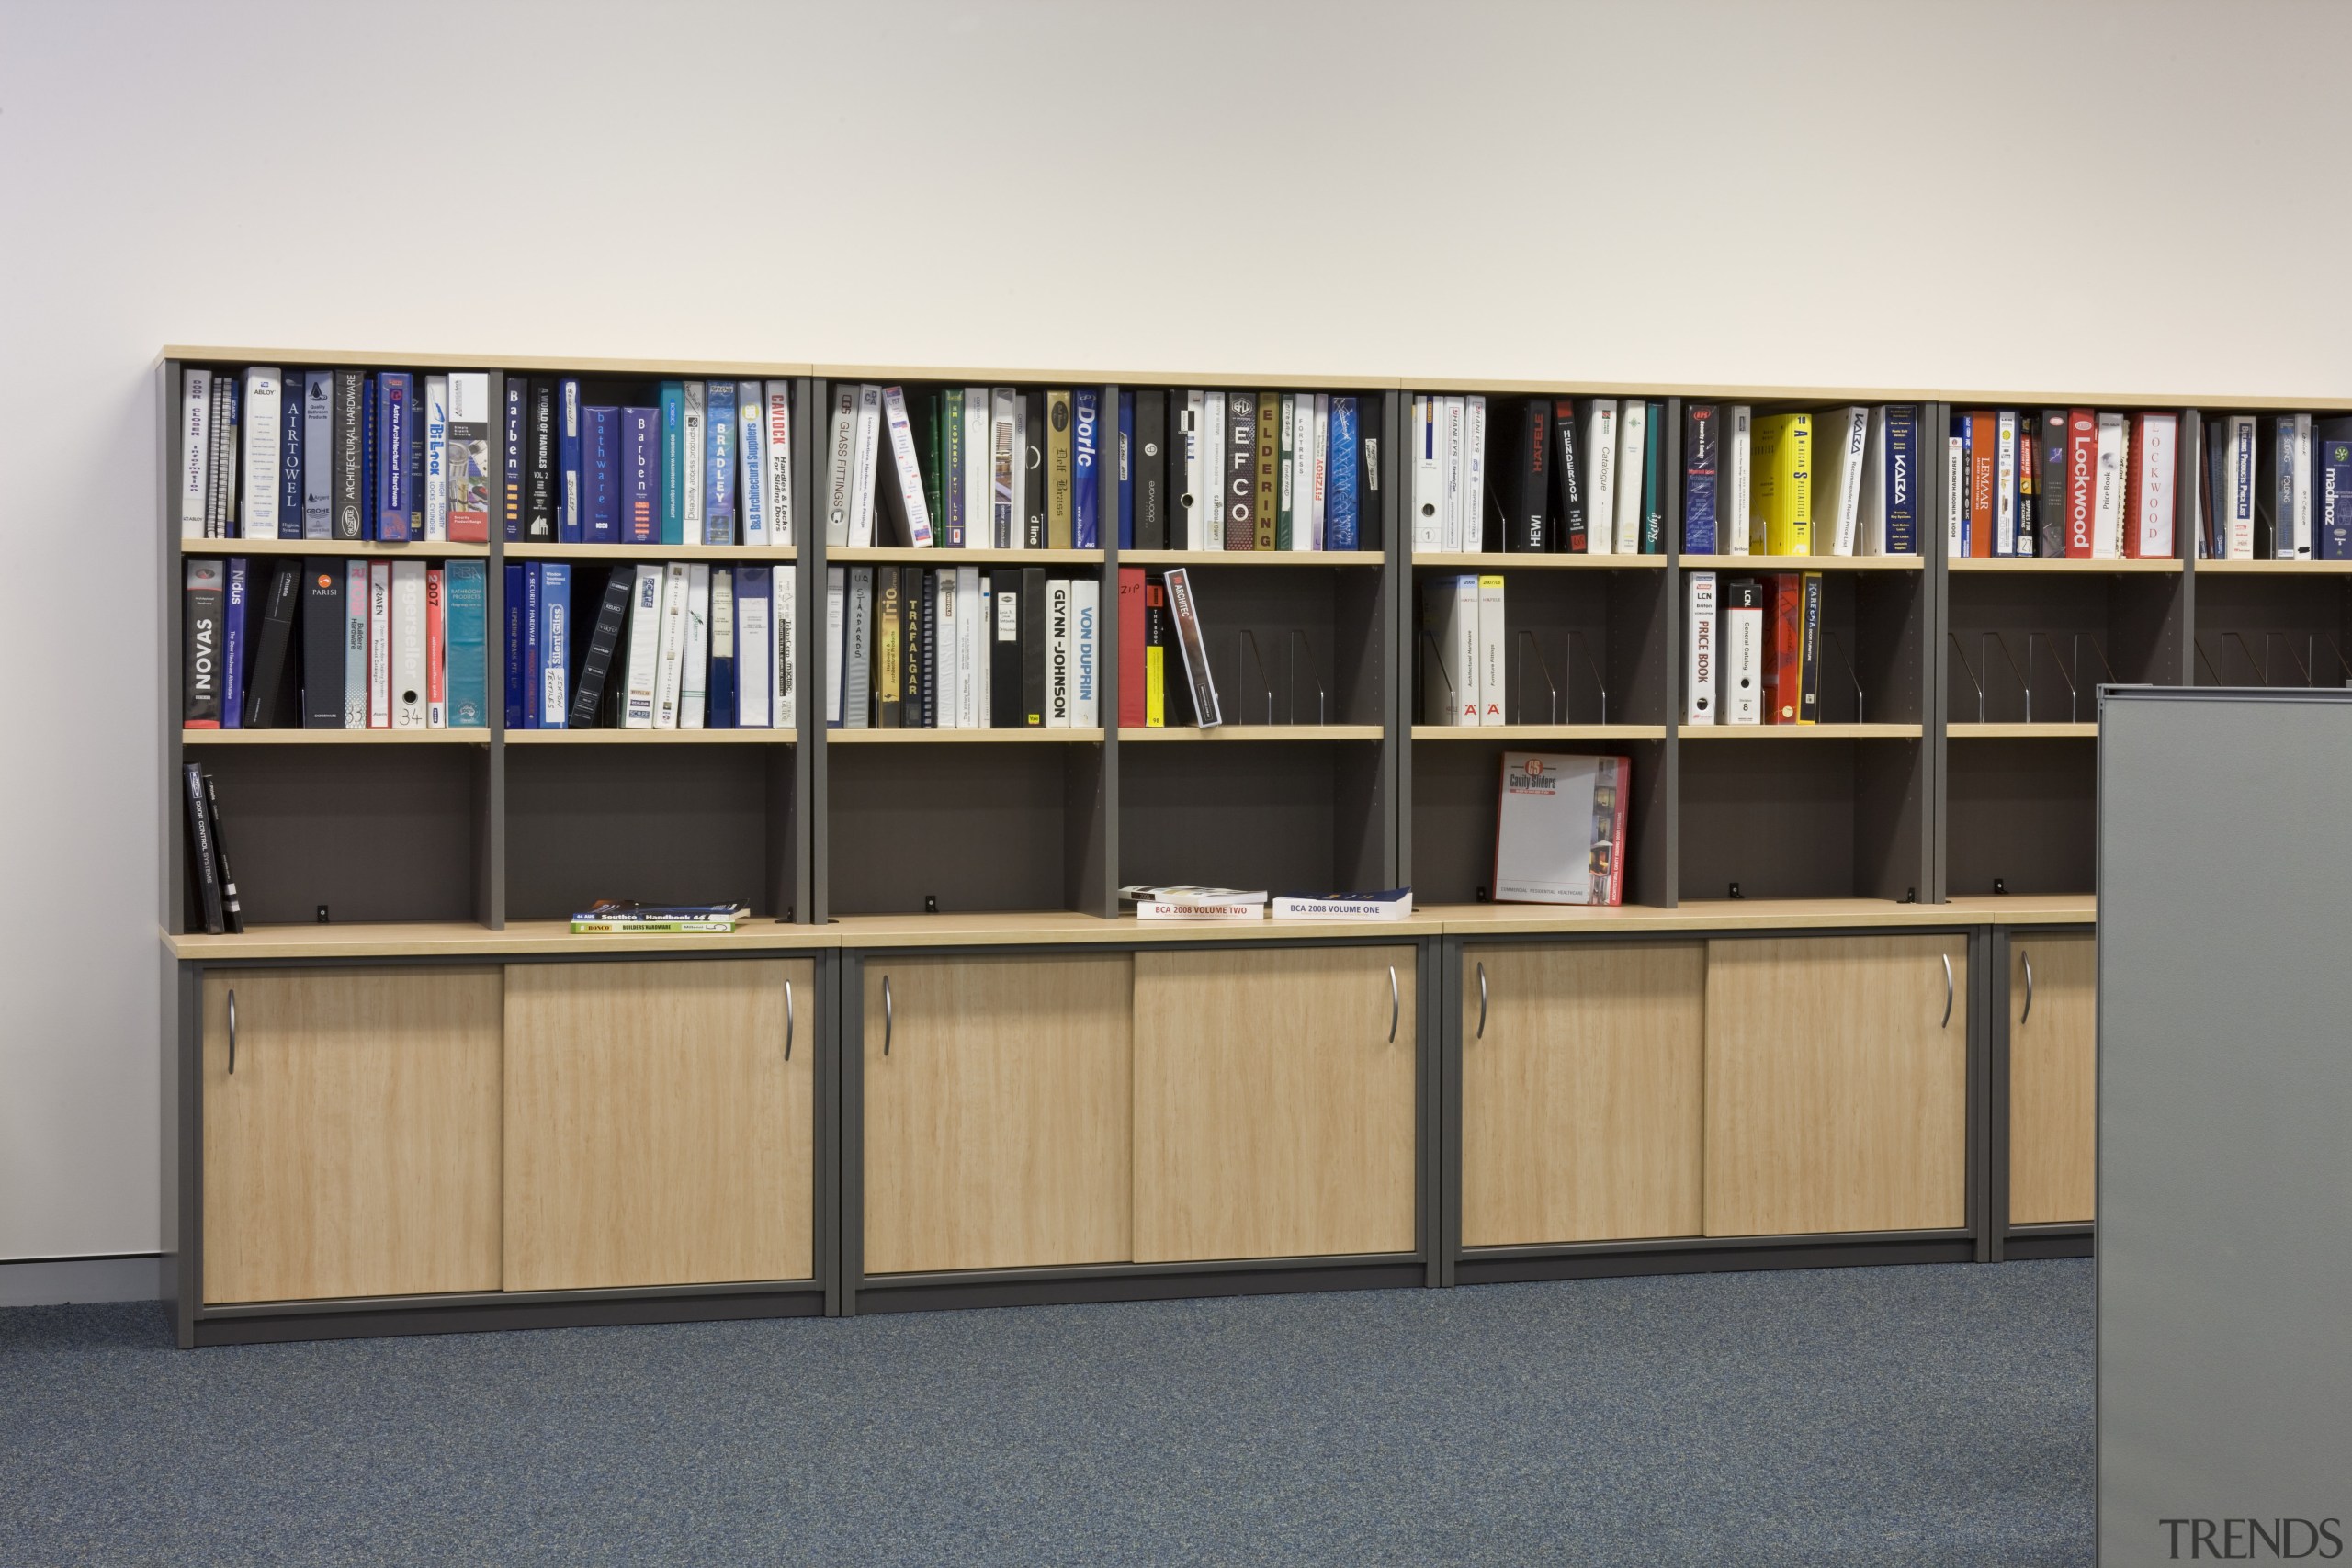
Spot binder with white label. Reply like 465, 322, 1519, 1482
242, 367, 282, 538
960, 566, 987, 728
1420, 574, 1479, 726
1476, 574, 1507, 725
1613, 400, 1647, 554
1723, 405, 1752, 556
1816, 404, 1868, 557
1584, 400, 1620, 556
179, 368, 212, 538
1072, 576, 1100, 728
368, 562, 391, 728
622, 563, 664, 728
343, 560, 368, 728
848, 385, 883, 547
1686, 570, 1718, 725
1410, 395, 1442, 553
390, 559, 427, 729
680, 564, 711, 729
843, 567, 872, 728
934, 568, 962, 730
2093, 412, 2127, 558
775, 564, 796, 728
736, 566, 773, 729
651, 562, 690, 728
1724, 576, 1763, 726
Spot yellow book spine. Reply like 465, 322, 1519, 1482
1146, 644, 1165, 727
1254, 391, 1280, 551
1752, 413, 1813, 555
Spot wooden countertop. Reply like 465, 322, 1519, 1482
164, 895, 2096, 959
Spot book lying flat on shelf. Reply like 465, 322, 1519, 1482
1271, 888, 1412, 920
1122, 885, 1267, 921
570, 900, 751, 934
1492, 751, 1629, 906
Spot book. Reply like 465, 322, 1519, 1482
220, 558, 249, 728
243, 367, 283, 539
300, 557, 344, 728
201, 768, 243, 933
1117, 567, 1147, 728
764, 381, 794, 546
1270, 889, 1413, 920
344, 560, 368, 728
1202, 389, 1226, 549
300, 370, 333, 538
1223, 391, 1257, 550
422, 375, 448, 542
243, 561, 300, 728
1681, 403, 1718, 554
424, 567, 447, 728
961, 388, 988, 548
2063, 408, 2097, 558
1750, 412, 1811, 555
1816, 405, 1868, 556
1685, 570, 1716, 725
1133, 389, 1168, 550
681, 564, 712, 728
879, 386, 935, 547
1276, 394, 1295, 549
823, 382, 855, 546
620, 405, 659, 545
582, 406, 619, 545
1163, 567, 1220, 728
2315, 419, 2352, 560
2092, 411, 2127, 558
989, 570, 1025, 728
736, 381, 765, 551
659, 381, 685, 543
1328, 397, 1361, 551
735, 565, 772, 729
1723, 576, 1762, 726
278, 377, 307, 537
215, 374, 242, 536
843, 567, 874, 729
2034, 410, 2069, 558
570, 900, 750, 935
1553, 399, 1586, 553
1508, 398, 1553, 552
1074, 388, 1103, 548
1421, 574, 1478, 726
445, 374, 491, 543
391, 559, 429, 728
1765, 573, 1805, 723
620, 563, 663, 728
682, 382, 707, 546
1797, 571, 1823, 724
375, 372, 410, 541
1130, 898, 1267, 922
183, 761, 225, 934
2126, 412, 2177, 559
1881, 404, 1921, 555
706, 383, 738, 546
707, 569, 737, 728
2267, 412, 2313, 559
1410, 396, 1441, 552
992, 387, 1019, 548
334, 370, 366, 540
370, 562, 392, 727
1071, 577, 1100, 728
178, 369, 211, 539
559, 568, 628, 728
555, 378, 580, 541
935, 568, 963, 728
875, 568, 904, 728
651, 562, 692, 728
1492, 752, 1629, 906
1641, 400, 1665, 553
1476, 574, 1506, 725
1041, 389, 1073, 548
1612, 399, 1646, 553
182, 559, 226, 727
1583, 400, 1619, 555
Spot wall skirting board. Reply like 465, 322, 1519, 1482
0, 1254, 166, 1308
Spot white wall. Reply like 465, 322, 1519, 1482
6, 0, 2349, 1263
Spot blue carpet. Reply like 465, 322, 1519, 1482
0, 1260, 2090, 1566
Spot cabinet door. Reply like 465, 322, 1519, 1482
1462, 942, 1704, 1247
2008, 931, 2095, 1224
862, 953, 1133, 1275
1134, 946, 1417, 1263
503, 958, 813, 1292
1703, 934, 1968, 1237
202, 966, 503, 1304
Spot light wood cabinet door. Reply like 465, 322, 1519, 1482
1462, 942, 1704, 1247
202, 966, 503, 1304
1134, 946, 1418, 1263
2008, 932, 2095, 1224
503, 958, 813, 1292
862, 953, 1134, 1275
1703, 934, 1969, 1237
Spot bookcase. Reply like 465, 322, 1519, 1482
164, 349, 2346, 1345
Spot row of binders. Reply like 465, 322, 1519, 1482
182, 557, 487, 728
177, 366, 791, 546
514, 563, 795, 729
1410, 398, 1928, 558
1683, 571, 1825, 726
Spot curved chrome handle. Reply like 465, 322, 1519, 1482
1939, 953, 1954, 1030
1475, 962, 1488, 1040
784, 978, 795, 1062
1387, 964, 1400, 1043
2019, 952, 2034, 1026
881, 975, 893, 1055
226, 988, 237, 1075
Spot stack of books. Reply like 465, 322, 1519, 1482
569, 901, 751, 934
182, 556, 488, 730
1121, 886, 1267, 922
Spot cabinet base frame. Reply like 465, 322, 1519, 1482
1456, 1233, 1974, 1288
2000, 1225, 2093, 1261
854, 1259, 1424, 1315
191, 1285, 825, 1347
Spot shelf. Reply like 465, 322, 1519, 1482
505, 543, 797, 561
2190, 558, 2352, 574
828, 547, 1102, 565
1679, 723, 1923, 739
1412, 724, 1667, 741
1679, 554, 1923, 572
1948, 722, 2098, 739
1411, 552, 1666, 570
1118, 725, 1385, 741
167, 345, 815, 378
1949, 557, 2181, 574
177, 537, 489, 558
827, 728, 1103, 744
164, 919, 840, 961
505, 728, 797, 744
180, 728, 491, 745
1120, 549, 1384, 568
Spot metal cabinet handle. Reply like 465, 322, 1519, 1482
226, 988, 237, 1075
1939, 953, 1954, 1031
2019, 952, 2034, 1025
1388, 964, 1400, 1043
1476, 962, 1488, 1040
784, 978, 795, 1062
881, 975, 893, 1055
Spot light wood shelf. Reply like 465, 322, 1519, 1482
828, 728, 1103, 744
1120, 549, 1383, 568
1948, 722, 2098, 739
504, 543, 797, 561
2190, 558, 2352, 574
1118, 724, 1384, 742
1411, 552, 1666, 570
505, 728, 797, 744
165, 345, 814, 378
177, 538, 489, 558
1679, 723, 1922, 739
181, 728, 490, 745
1679, 554, 1923, 572
1949, 557, 2181, 574
1412, 724, 1667, 741
828, 547, 1102, 565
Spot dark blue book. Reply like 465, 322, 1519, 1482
558, 377, 583, 542
376, 373, 412, 541
503, 377, 526, 542
1328, 398, 1361, 550
1118, 390, 1136, 549
708, 567, 737, 728
1951, 412, 1972, 556
1072, 389, 1100, 548
277, 395, 304, 539
2315, 418, 2352, 560
220, 558, 250, 729
503, 562, 526, 729
1885, 404, 1920, 555
537, 563, 571, 728
621, 407, 659, 544
706, 383, 737, 545
1682, 403, 1718, 554
583, 406, 619, 545
521, 562, 542, 728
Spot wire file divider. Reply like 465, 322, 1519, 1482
1222, 628, 1330, 725
1510, 627, 1608, 726
2195, 629, 2352, 689
1950, 629, 2114, 722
